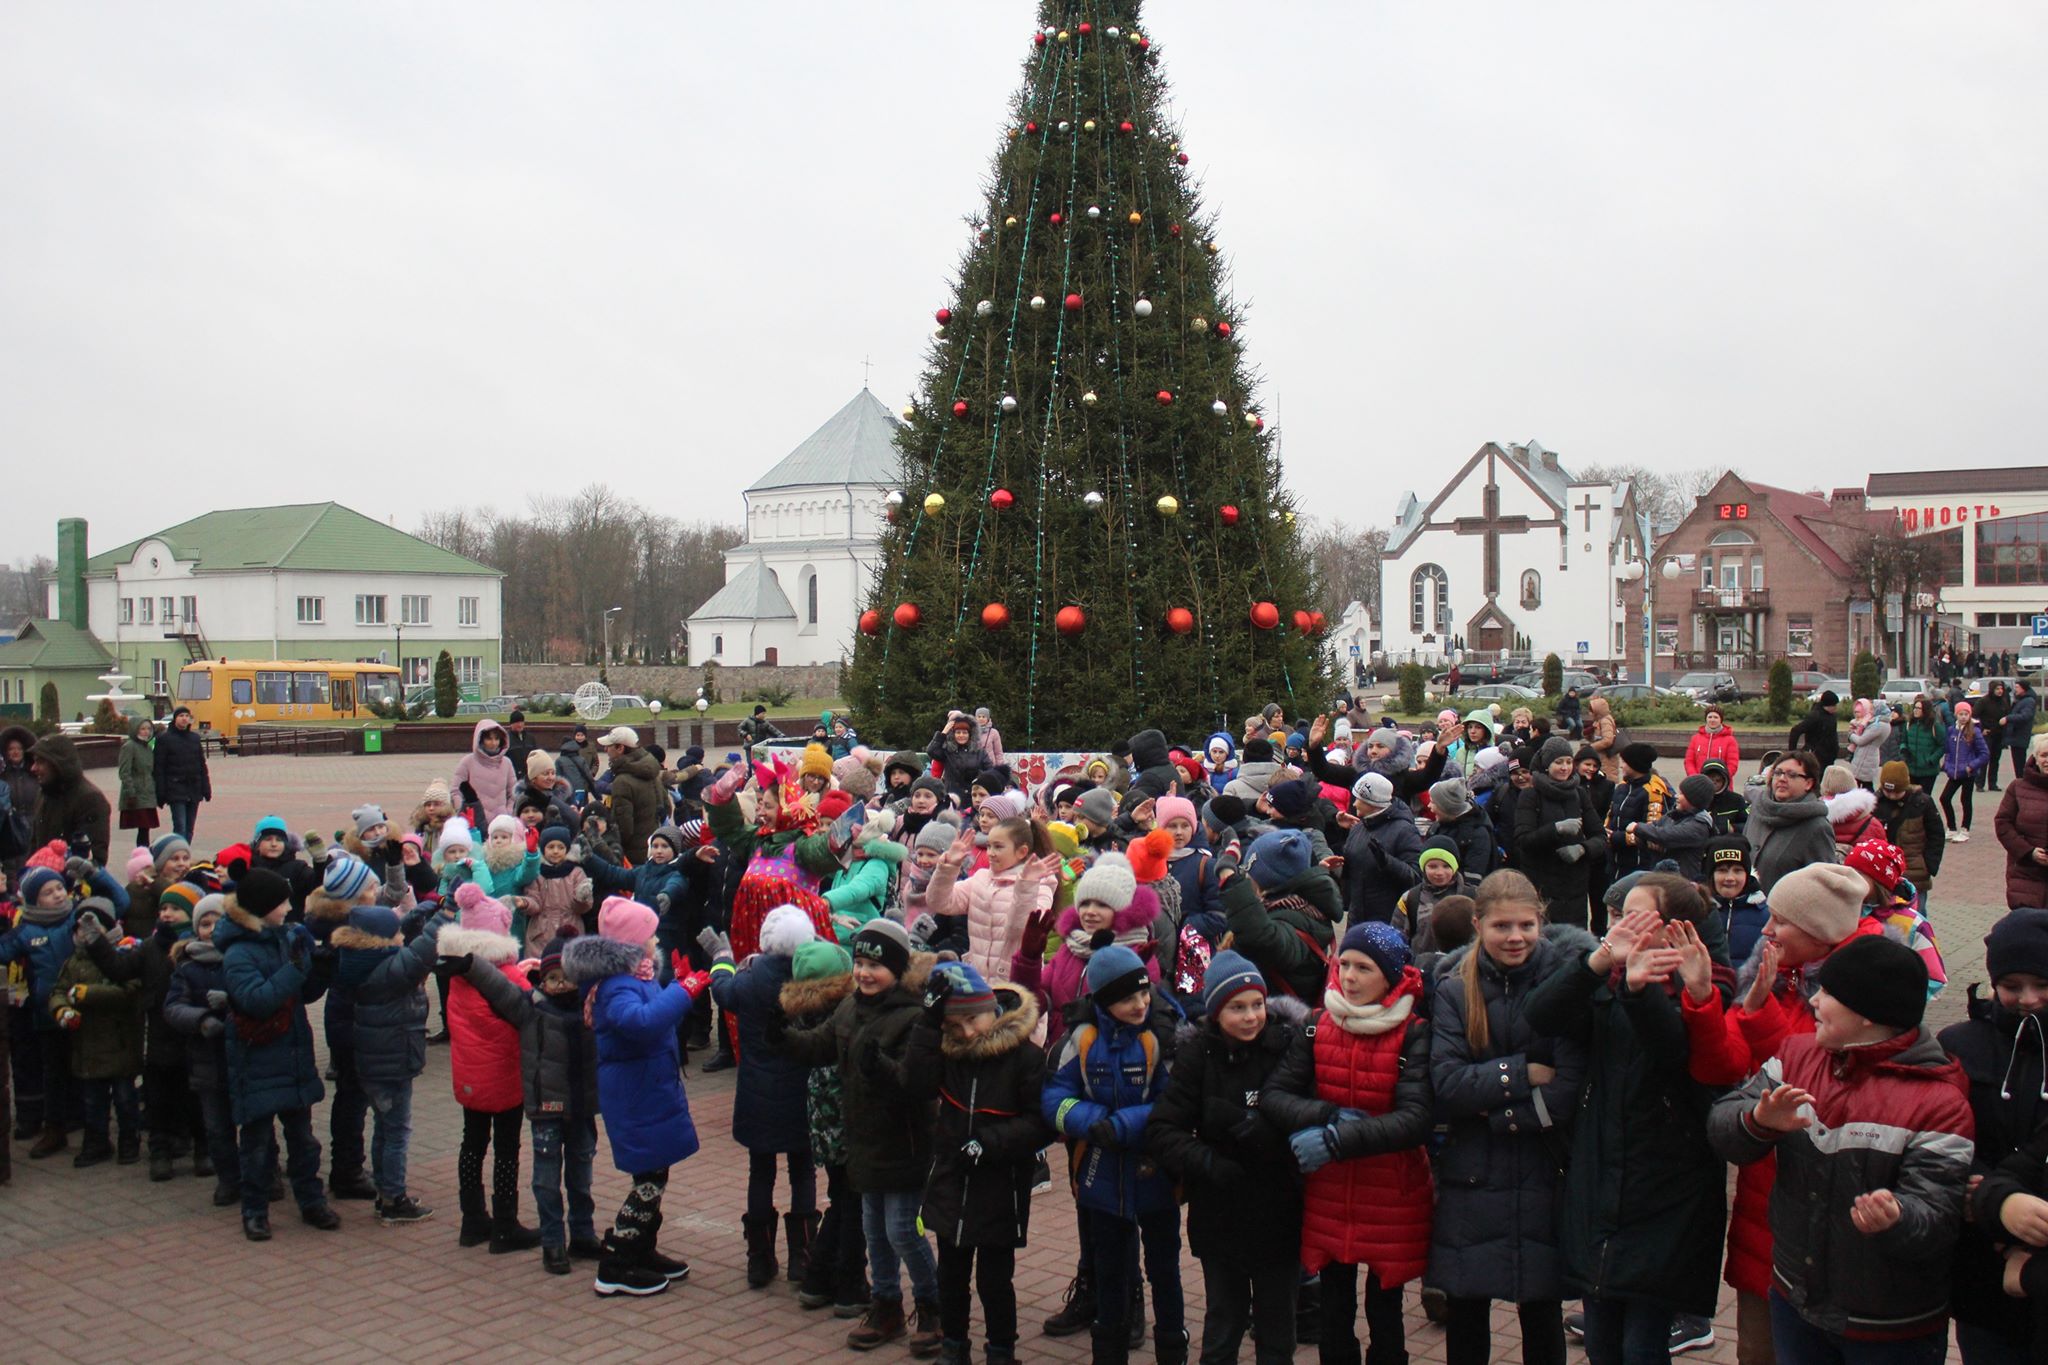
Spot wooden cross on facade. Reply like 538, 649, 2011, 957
1454, 477, 1532, 597
1577, 493, 1599, 532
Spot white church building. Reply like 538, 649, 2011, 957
686, 390, 901, 667
1379, 440, 1652, 668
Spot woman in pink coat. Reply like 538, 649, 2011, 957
451, 719, 519, 826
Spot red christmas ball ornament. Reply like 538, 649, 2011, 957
1024, 121, 1039, 134
981, 603, 1010, 632
1215, 321, 1232, 338
1167, 223, 1182, 237
1175, 152, 1189, 166
893, 602, 922, 631
1119, 120, 1134, 134
1252, 416, 1265, 432
1165, 607, 1194, 635
1292, 609, 1314, 634
1049, 211, 1064, 226
1078, 21, 1092, 35
1033, 31, 1046, 46
989, 488, 1014, 511
1138, 37, 1151, 50
935, 307, 951, 325
951, 399, 970, 419
1309, 611, 1327, 635
1155, 389, 1174, 406
1249, 601, 1279, 631
1064, 292, 1083, 311
858, 609, 883, 637
1055, 606, 1087, 637
1219, 504, 1240, 526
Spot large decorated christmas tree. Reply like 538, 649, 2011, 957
845, 2, 1330, 749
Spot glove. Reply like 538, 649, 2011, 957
1553, 818, 1582, 837
73, 914, 106, 947
436, 952, 476, 980
206, 990, 229, 1012
696, 926, 731, 959
66, 984, 90, 1006
1557, 844, 1585, 865
1086, 1120, 1119, 1149
286, 923, 314, 967
1289, 1126, 1337, 1174
65, 856, 95, 884
908, 913, 939, 945
1524, 1038, 1556, 1068
55, 1006, 83, 1030
1335, 1107, 1365, 1124
1199, 1150, 1247, 1186
959, 1138, 984, 1166
1017, 909, 1055, 960
921, 971, 954, 1027
678, 970, 713, 1001
199, 1016, 225, 1039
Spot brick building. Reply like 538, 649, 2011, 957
1633, 472, 1891, 677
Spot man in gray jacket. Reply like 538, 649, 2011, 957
1743, 750, 1838, 892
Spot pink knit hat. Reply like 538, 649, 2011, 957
1154, 795, 1198, 830
125, 847, 156, 882
597, 895, 659, 946
453, 881, 512, 936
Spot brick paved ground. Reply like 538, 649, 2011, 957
0, 755, 2012, 1361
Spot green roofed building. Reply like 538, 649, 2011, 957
7, 506, 503, 717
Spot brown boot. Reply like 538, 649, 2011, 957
846, 1298, 907, 1351
908, 1299, 943, 1358
27, 1122, 67, 1160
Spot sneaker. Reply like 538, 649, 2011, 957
377, 1195, 434, 1224
1564, 1309, 1586, 1340
1670, 1314, 1714, 1355
1031, 1151, 1052, 1194
301, 1203, 343, 1231
1953, 830, 1970, 843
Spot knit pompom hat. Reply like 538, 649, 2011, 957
799, 743, 834, 781
421, 778, 451, 806
1202, 949, 1266, 1016
759, 904, 819, 957
833, 753, 878, 800
1084, 943, 1150, 1008
934, 960, 998, 1016
323, 852, 375, 903
1678, 775, 1716, 812
1844, 835, 1906, 893
1815, 934, 1927, 1031
980, 789, 1032, 823
1126, 829, 1174, 884
596, 894, 658, 946
1339, 920, 1413, 987
1073, 852, 1137, 910
915, 816, 962, 854
352, 804, 388, 838
793, 938, 853, 982
18, 867, 62, 906
486, 813, 524, 842
454, 881, 513, 936
1986, 907, 2048, 984
125, 847, 157, 883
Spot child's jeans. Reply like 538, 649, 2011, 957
143, 1060, 202, 1157
1201, 1259, 1300, 1365
937, 1242, 1017, 1350
862, 1188, 939, 1305
80, 1074, 138, 1142
1768, 1290, 1945, 1365
239, 1106, 324, 1217
1089, 1206, 1185, 1341
193, 1081, 239, 1188
531, 1114, 599, 1249
361, 1078, 414, 1201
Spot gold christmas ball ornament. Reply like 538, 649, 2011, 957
900, 406, 915, 421
1057, 29, 1070, 43
1156, 495, 1180, 517
1244, 412, 1261, 427
1083, 119, 1097, 133
923, 492, 946, 515
1205, 240, 1220, 254
1004, 215, 1018, 228
1081, 390, 1099, 406
1191, 316, 1208, 333
1127, 210, 1142, 225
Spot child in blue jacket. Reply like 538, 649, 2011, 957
1042, 942, 1188, 1364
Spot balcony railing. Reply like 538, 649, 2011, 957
1692, 588, 1771, 612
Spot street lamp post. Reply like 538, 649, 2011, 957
601, 606, 623, 684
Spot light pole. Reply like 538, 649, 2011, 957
601, 606, 623, 684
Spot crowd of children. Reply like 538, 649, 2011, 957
2, 702, 2045, 1365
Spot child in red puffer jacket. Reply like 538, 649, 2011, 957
437, 882, 535, 1253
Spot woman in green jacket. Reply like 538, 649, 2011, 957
117, 717, 159, 848
1899, 695, 1947, 791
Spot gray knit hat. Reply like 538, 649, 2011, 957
1429, 776, 1473, 821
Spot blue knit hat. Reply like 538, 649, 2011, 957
322, 852, 375, 903
539, 824, 574, 851
1339, 920, 1412, 987
344, 903, 401, 944
253, 815, 288, 843
1264, 779, 1316, 819
19, 867, 62, 906
1084, 942, 1150, 1008
1202, 949, 1266, 1015
935, 960, 997, 1016
1243, 829, 1312, 890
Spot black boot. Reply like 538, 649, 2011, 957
457, 1180, 491, 1248
796, 1209, 836, 1308
193, 1150, 214, 1179
784, 1209, 818, 1284
149, 1149, 175, 1182
1089, 1322, 1131, 1365
641, 1209, 690, 1281
115, 1128, 141, 1165
700, 1043, 736, 1073
1154, 1326, 1190, 1365
489, 1192, 542, 1254
330, 1169, 379, 1200
1126, 1285, 1146, 1349
1042, 1272, 1095, 1337
592, 1230, 668, 1297
936, 1340, 973, 1365
743, 1211, 779, 1288
73, 1132, 114, 1168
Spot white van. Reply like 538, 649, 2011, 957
2019, 635, 2048, 673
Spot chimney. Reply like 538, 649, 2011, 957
55, 518, 87, 627
1541, 448, 1560, 472
1829, 488, 1864, 512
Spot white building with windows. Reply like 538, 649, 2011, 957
687, 389, 900, 667
1379, 441, 1650, 667
22, 506, 504, 706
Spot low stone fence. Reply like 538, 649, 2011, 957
502, 663, 841, 704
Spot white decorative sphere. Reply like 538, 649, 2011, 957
1081, 390, 1098, 406
695, 697, 709, 713
1000, 394, 1018, 413
1134, 299, 1154, 318
1029, 294, 1046, 311
1058, 120, 1071, 133
975, 299, 994, 317
1083, 490, 1105, 508
885, 490, 904, 507
1086, 205, 1101, 220
648, 699, 662, 716
1106, 25, 1120, 37
1212, 399, 1229, 416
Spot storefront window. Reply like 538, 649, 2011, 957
1975, 513, 2046, 586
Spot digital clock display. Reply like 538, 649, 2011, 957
1717, 503, 1749, 520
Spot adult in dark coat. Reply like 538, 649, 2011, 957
1428, 919, 1594, 1365
600, 735, 665, 865
152, 706, 212, 843
30, 733, 110, 867
1340, 781, 1423, 927
927, 713, 986, 805
1513, 741, 1605, 930
1522, 909, 1728, 1348
1119, 727, 1179, 813
503, 711, 538, 782
2001, 682, 2039, 786
1786, 692, 1841, 770
1993, 741, 2048, 912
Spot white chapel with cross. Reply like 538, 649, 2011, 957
1378, 440, 1652, 667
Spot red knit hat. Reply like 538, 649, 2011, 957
1844, 835, 1906, 893
817, 790, 855, 823
1127, 828, 1175, 883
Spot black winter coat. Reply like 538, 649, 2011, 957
1788, 703, 1841, 769
1426, 927, 1594, 1300
162, 941, 229, 1092
711, 954, 810, 1153
1146, 996, 1306, 1269
779, 955, 939, 1194
1342, 802, 1424, 927
1938, 989, 2046, 1351
1434, 808, 1498, 879
152, 723, 212, 805
1522, 951, 1727, 1317
1514, 774, 1605, 923
1120, 728, 1179, 813
85, 920, 185, 1067
331, 916, 443, 1087
463, 959, 601, 1123
903, 986, 1050, 1249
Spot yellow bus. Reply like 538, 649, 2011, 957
174, 660, 404, 744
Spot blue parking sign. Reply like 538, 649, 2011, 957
2034, 614, 2048, 636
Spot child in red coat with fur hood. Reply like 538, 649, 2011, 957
438, 881, 537, 1253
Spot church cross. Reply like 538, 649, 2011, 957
1452, 478, 1531, 598
861, 356, 874, 388
1577, 494, 1598, 532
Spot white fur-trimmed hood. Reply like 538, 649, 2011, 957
436, 925, 520, 964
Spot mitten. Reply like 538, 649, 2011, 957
705, 762, 749, 806
1554, 818, 1581, 837
908, 913, 939, 945
1557, 844, 1585, 864
73, 914, 106, 946
436, 952, 476, 980
1086, 1119, 1118, 1149
206, 990, 229, 1012
66, 984, 90, 1006
54, 1006, 82, 1030
1289, 1126, 1336, 1173
65, 856, 95, 884
525, 827, 540, 852
696, 926, 732, 960
199, 1016, 225, 1039
921, 972, 954, 1028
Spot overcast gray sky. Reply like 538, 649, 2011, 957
3, 1, 2043, 563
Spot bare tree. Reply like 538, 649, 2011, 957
1575, 464, 1729, 527
0, 555, 54, 623
1302, 519, 1386, 621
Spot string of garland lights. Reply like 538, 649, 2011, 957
848, 2, 1331, 748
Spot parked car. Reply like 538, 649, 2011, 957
1788, 670, 1841, 695
1428, 660, 1534, 688
2019, 636, 2048, 674
1964, 676, 2022, 701
1509, 669, 1605, 695
1672, 671, 1745, 704
1878, 677, 1932, 707
1591, 683, 1682, 704
1457, 683, 1541, 703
